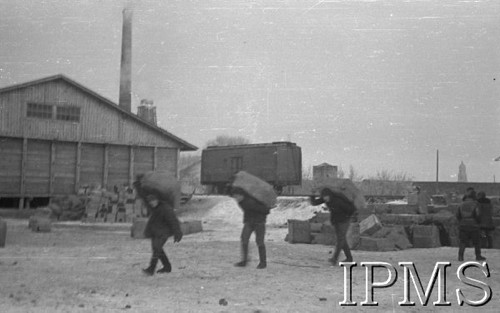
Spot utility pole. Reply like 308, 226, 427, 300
435, 149, 439, 194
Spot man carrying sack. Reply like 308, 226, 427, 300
310, 178, 364, 266
230, 171, 277, 269
133, 171, 183, 276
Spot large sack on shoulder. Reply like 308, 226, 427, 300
232, 171, 277, 208
134, 171, 180, 210
314, 178, 366, 211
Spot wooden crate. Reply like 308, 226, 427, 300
359, 214, 382, 236
287, 219, 311, 244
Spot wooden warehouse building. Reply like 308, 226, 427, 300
0, 74, 197, 209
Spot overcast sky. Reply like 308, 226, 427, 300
1, 0, 500, 182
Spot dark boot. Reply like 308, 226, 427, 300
157, 254, 172, 273
142, 257, 158, 276
458, 245, 465, 262
341, 243, 353, 263
235, 243, 248, 267
257, 245, 266, 269
475, 246, 486, 261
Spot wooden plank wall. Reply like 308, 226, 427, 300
134, 147, 154, 178
80, 143, 105, 189
0, 137, 22, 193
0, 136, 178, 198
156, 147, 177, 176
25, 140, 50, 194
53, 142, 77, 194
107, 145, 129, 190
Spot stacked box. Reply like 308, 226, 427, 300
372, 204, 392, 215
360, 214, 382, 236
358, 237, 396, 252
412, 225, 441, 248
310, 223, 360, 248
388, 204, 418, 215
321, 224, 335, 234
310, 223, 323, 233
369, 226, 412, 250
379, 214, 427, 226
428, 213, 459, 247
312, 233, 335, 245
386, 226, 412, 250
287, 219, 311, 244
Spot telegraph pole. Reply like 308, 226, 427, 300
435, 149, 439, 194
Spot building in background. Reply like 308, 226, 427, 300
312, 163, 338, 182
458, 161, 468, 182
0, 74, 197, 209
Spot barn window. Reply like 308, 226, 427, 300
27, 103, 53, 119
56, 106, 80, 122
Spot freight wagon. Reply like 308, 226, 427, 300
201, 142, 302, 194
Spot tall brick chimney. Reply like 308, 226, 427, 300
118, 8, 132, 112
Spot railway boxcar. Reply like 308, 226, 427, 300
201, 142, 302, 194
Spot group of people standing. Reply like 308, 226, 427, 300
457, 187, 494, 261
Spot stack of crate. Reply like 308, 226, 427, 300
411, 225, 441, 248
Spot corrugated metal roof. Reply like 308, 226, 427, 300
0, 74, 197, 151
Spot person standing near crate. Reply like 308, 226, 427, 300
456, 188, 486, 261
310, 187, 356, 266
231, 187, 271, 269
477, 191, 494, 249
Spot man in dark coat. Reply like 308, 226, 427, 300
310, 187, 356, 266
231, 187, 270, 269
477, 191, 494, 249
456, 189, 486, 261
142, 193, 183, 275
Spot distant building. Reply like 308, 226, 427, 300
458, 161, 468, 182
313, 163, 338, 182
0, 74, 197, 208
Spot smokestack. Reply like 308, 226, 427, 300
118, 8, 132, 112
137, 99, 157, 125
